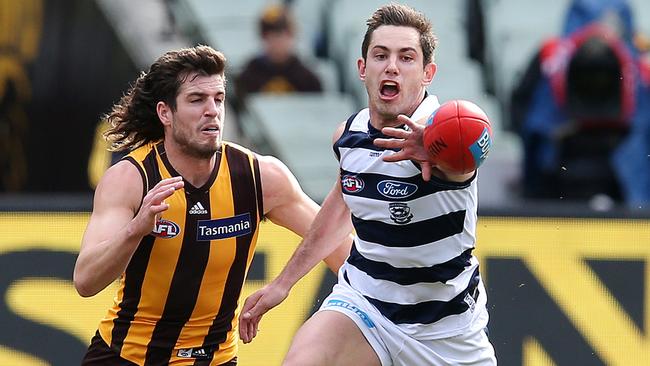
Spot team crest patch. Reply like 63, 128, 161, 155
151, 219, 181, 238
197, 213, 252, 241
389, 202, 413, 224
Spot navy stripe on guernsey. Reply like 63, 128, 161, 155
335, 95, 485, 334
333, 112, 359, 161
344, 267, 480, 324
111, 147, 161, 354
347, 244, 473, 285
196, 146, 260, 362
340, 169, 471, 201
335, 125, 392, 153
144, 143, 222, 365
351, 211, 466, 247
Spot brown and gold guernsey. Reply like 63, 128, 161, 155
97, 141, 263, 365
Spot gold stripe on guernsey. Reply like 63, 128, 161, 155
122, 148, 186, 364
171, 149, 238, 365
97, 142, 262, 365
101, 274, 126, 346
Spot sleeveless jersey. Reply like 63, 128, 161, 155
97, 141, 263, 365
333, 95, 489, 340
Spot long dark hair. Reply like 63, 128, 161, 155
104, 45, 226, 151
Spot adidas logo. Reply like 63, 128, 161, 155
189, 202, 208, 215
177, 347, 211, 359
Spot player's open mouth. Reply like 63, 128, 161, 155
201, 125, 220, 135
380, 81, 400, 100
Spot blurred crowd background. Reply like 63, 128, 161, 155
2, 0, 650, 213
2, 2, 650, 365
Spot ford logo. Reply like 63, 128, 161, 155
377, 180, 418, 199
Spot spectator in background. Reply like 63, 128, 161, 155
512, 0, 650, 207
235, 4, 322, 103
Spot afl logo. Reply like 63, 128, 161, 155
377, 180, 418, 199
151, 219, 180, 238
341, 175, 364, 193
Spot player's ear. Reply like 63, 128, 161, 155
357, 58, 366, 81
157, 101, 172, 127
422, 62, 436, 85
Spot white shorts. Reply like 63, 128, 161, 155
317, 282, 497, 366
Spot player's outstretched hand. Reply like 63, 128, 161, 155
131, 176, 184, 237
239, 284, 290, 343
373, 114, 432, 181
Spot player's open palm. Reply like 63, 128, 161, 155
131, 176, 184, 237
239, 284, 290, 343
374, 114, 432, 180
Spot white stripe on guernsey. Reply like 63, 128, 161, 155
354, 234, 475, 268
349, 109, 370, 131
411, 95, 441, 121
333, 268, 489, 339
396, 281, 488, 337
344, 258, 479, 303
397, 309, 476, 336
343, 189, 473, 224
339, 147, 420, 177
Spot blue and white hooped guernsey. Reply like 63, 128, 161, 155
333, 95, 489, 340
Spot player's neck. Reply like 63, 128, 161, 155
369, 118, 400, 132
368, 92, 427, 130
163, 141, 218, 188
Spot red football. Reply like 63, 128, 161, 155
423, 100, 492, 175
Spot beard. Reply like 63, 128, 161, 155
172, 125, 220, 159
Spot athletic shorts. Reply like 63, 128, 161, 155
317, 282, 497, 366
81, 331, 237, 366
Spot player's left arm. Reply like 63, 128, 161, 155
374, 114, 474, 183
258, 154, 351, 273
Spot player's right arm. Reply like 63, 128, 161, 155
239, 121, 352, 343
73, 161, 183, 297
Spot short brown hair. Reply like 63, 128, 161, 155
361, 3, 437, 65
104, 45, 226, 152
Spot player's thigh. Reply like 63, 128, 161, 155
283, 310, 381, 366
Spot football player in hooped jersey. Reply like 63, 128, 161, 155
240, 4, 497, 366
73, 45, 350, 366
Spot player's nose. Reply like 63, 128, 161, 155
385, 56, 399, 75
204, 99, 219, 116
